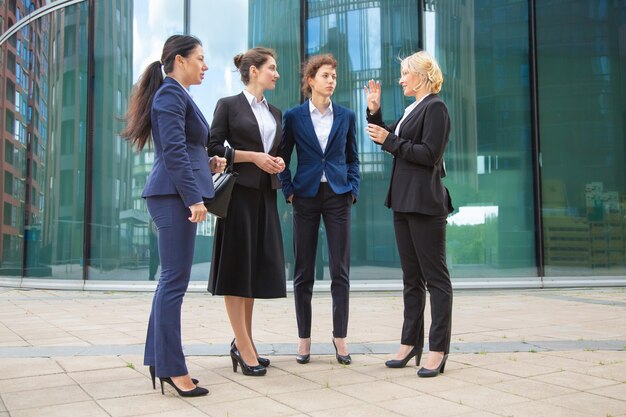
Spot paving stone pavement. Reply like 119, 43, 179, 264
0, 286, 624, 417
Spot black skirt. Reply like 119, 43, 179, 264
208, 180, 286, 298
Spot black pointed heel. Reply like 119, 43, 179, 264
149, 365, 198, 389
159, 377, 208, 397
231, 338, 270, 368
230, 344, 266, 376
332, 338, 351, 365
417, 354, 448, 378
296, 354, 310, 364
385, 347, 423, 368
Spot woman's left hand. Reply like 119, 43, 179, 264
275, 156, 286, 173
210, 156, 227, 173
366, 123, 389, 144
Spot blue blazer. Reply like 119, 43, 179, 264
278, 101, 360, 200
142, 77, 214, 207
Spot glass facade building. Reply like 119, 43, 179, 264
0, 0, 625, 288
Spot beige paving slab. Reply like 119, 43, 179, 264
0, 358, 64, 380
234, 373, 322, 395
482, 358, 557, 378
446, 366, 518, 385
543, 391, 626, 417
69, 365, 144, 385
97, 393, 191, 417
2, 384, 91, 411
81, 376, 155, 399
309, 403, 404, 417
436, 385, 528, 414
377, 393, 477, 417
530, 370, 619, 390
184, 381, 261, 406
334, 380, 418, 402
197, 396, 298, 417
8, 401, 110, 417
299, 367, 377, 388
485, 377, 577, 400
55, 355, 129, 372
0, 373, 76, 393
391, 373, 475, 394
138, 409, 210, 417
496, 399, 594, 417
584, 361, 626, 381
268, 388, 360, 413
588, 382, 626, 401
449, 412, 502, 417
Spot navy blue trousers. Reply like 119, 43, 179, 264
143, 195, 197, 377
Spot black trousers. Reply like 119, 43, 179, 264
393, 211, 452, 353
292, 183, 352, 338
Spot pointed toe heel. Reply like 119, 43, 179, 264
230, 344, 267, 376
149, 365, 198, 388
257, 356, 270, 367
332, 338, 351, 365
296, 354, 310, 364
384, 347, 422, 368
417, 354, 448, 378
159, 377, 209, 397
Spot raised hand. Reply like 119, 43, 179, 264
363, 79, 382, 113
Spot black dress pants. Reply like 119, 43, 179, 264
292, 183, 352, 339
393, 211, 452, 353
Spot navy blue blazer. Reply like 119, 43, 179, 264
278, 101, 360, 200
142, 77, 214, 207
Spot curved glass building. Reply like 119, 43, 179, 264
1, 0, 625, 289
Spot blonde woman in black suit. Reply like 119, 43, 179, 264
365, 50, 453, 378
208, 47, 286, 377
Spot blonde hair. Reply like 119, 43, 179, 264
401, 51, 443, 94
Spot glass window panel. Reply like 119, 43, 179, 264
537, 1, 626, 277
424, 1, 536, 278
91, 0, 183, 280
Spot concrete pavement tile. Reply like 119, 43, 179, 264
269, 388, 360, 413
0, 358, 64, 379
449, 353, 509, 367
2, 384, 90, 411
8, 401, 110, 417
137, 409, 210, 417
531, 370, 618, 390
446, 366, 518, 385
584, 361, 626, 381
0, 373, 76, 393
0, 396, 5, 412
69, 366, 145, 385
271, 357, 348, 374
378, 393, 476, 417
448, 412, 502, 417
485, 377, 576, 400
588, 382, 626, 401
497, 400, 592, 417
309, 403, 404, 417
543, 392, 626, 417
482, 359, 556, 377
198, 396, 298, 417
234, 373, 322, 395
436, 385, 527, 414
56, 355, 128, 372
334, 380, 418, 402
184, 381, 261, 406
299, 368, 377, 388
391, 373, 475, 394
97, 393, 191, 417
24, 337, 90, 346
81, 376, 155, 399
350, 362, 417, 379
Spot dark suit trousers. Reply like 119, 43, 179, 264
292, 183, 352, 338
393, 211, 452, 353
144, 195, 196, 377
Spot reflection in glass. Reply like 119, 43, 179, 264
538, 1, 626, 276
90, 0, 183, 280
422, 1, 536, 277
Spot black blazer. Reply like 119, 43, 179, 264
367, 94, 453, 216
208, 92, 283, 189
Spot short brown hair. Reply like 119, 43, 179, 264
301, 54, 337, 98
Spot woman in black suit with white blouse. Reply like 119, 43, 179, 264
365, 50, 453, 378
208, 47, 286, 377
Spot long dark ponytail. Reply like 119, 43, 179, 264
121, 34, 202, 151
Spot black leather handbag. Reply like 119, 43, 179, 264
204, 147, 237, 218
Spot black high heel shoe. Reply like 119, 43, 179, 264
385, 347, 422, 368
230, 344, 266, 376
231, 338, 270, 367
332, 338, 351, 365
159, 377, 208, 397
417, 354, 448, 378
149, 365, 198, 389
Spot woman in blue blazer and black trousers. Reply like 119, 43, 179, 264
278, 54, 360, 365
365, 50, 453, 378
122, 35, 225, 396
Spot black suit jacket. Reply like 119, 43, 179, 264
367, 94, 453, 215
208, 92, 283, 189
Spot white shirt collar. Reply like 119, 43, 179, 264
309, 99, 333, 115
243, 89, 269, 109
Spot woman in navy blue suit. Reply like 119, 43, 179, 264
122, 35, 225, 396
278, 54, 360, 365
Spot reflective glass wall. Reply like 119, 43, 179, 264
1, 0, 625, 285
537, 0, 626, 277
